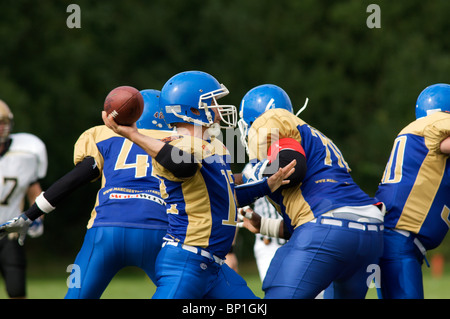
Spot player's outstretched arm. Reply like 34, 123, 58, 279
102, 111, 165, 158
234, 159, 296, 207
0, 156, 100, 245
102, 111, 199, 178
266, 159, 296, 192
238, 206, 290, 239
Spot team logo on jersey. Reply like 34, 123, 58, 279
109, 193, 165, 205
153, 111, 164, 119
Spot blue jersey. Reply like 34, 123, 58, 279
74, 125, 170, 230
376, 112, 450, 250
152, 134, 237, 259
248, 109, 378, 234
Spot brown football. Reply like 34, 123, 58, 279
103, 86, 144, 126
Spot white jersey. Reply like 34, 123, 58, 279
0, 133, 47, 223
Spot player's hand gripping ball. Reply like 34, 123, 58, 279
104, 86, 144, 126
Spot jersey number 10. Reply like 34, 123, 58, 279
381, 136, 407, 184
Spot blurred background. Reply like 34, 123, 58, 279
1, 0, 450, 272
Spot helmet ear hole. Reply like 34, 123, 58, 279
190, 107, 200, 116
136, 89, 170, 130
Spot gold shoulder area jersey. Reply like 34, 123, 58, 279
399, 111, 450, 152
152, 134, 230, 182
73, 125, 172, 230
152, 134, 236, 259
248, 108, 304, 162
249, 109, 378, 234
376, 112, 450, 249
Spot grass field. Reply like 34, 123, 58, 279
0, 259, 449, 299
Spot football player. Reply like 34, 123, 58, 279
376, 83, 450, 299
0, 100, 47, 298
102, 71, 295, 299
238, 84, 384, 299
0, 90, 172, 299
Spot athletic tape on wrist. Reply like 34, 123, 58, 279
259, 217, 282, 238
35, 192, 56, 214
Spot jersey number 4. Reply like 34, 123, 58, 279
114, 140, 149, 178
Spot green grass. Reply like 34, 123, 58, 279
0, 260, 448, 299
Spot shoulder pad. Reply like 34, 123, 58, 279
10, 133, 48, 178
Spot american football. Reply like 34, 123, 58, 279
103, 86, 144, 125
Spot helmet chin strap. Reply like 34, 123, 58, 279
206, 123, 221, 138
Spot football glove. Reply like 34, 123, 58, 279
237, 206, 253, 228
242, 159, 269, 183
0, 213, 32, 246
27, 218, 44, 238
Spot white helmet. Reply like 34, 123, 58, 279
0, 100, 13, 143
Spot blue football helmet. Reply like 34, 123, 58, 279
159, 71, 237, 129
238, 84, 293, 153
136, 89, 170, 130
415, 83, 450, 119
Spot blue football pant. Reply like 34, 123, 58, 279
378, 229, 425, 299
65, 226, 166, 299
263, 218, 383, 299
152, 244, 258, 299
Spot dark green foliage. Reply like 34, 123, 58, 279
1, 0, 450, 257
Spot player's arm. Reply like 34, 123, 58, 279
235, 137, 306, 207
0, 156, 100, 244
26, 181, 43, 205
120, 124, 199, 178
235, 159, 296, 207
102, 111, 199, 178
24, 156, 100, 221
239, 206, 291, 240
233, 173, 244, 185
440, 136, 450, 154
263, 138, 307, 187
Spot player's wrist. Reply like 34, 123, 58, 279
25, 192, 55, 221
259, 217, 282, 238
35, 192, 55, 213
235, 177, 271, 207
